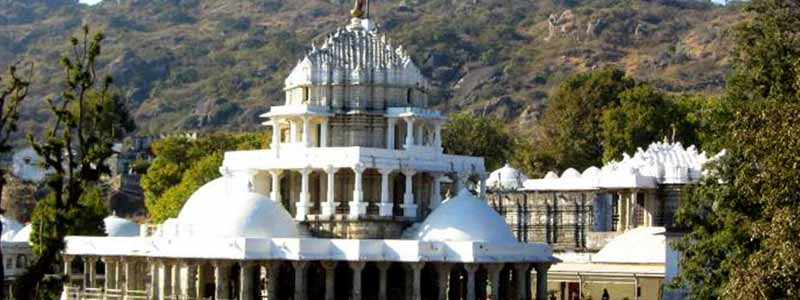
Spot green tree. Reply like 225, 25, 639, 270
673, 0, 800, 298
539, 67, 635, 170
441, 111, 513, 171
30, 186, 107, 257
18, 26, 134, 297
0, 65, 30, 294
147, 153, 222, 222
600, 85, 697, 162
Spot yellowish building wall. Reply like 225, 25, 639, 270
547, 277, 663, 300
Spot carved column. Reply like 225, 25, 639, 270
321, 118, 330, 147
102, 257, 116, 291
321, 261, 337, 300
158, 259, 171, 300
486, 264, 503, 300
296, 167, 312, 220
434, 122, 442, 148
435, 264, 450, 300
377, 262, 391, 300
214, 261, 230, 300
379, 168, 394, 216
271, 118, 281, 155
302, 116, 312, 147
323, 166, 338, 218
293, 261, 308, 300
402, 169, 417, 218
171, 260, 181, 299
270, 170, 283, 204
430, 173, 443, 209
514, 264, 531, 300
85, 256, 97, 288
409, 262, 425, 300
350, 262, 366, 300
149, 261, 160, 300
387, 118, 397, 149
240, 261, 255, 300
184, 261, 197, 299
266, 262, 280, 300
404, 117, 415, 149
63, 256, 73, 287
464, 263, 479, 300
478, 172, 488, 199
290, 118, 298, 143
534, 264, 550, 300
349, 164, 367, 219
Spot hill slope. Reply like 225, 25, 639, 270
0, 0, 740, 135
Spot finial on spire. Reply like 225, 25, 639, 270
351, 0, 367, 19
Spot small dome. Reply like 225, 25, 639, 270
582, 166, 600, 178
103, 212, 140, 237
561, 168, 581, 179
177, 178, 301, 239
1, 215, 23, 241
592, 227, 666, 264
414, 189, 518, 245
11, 224, 31, 242
544, 171, 559, 180
486, 164, 528, 190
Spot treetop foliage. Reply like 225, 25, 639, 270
441, 111, 513, 171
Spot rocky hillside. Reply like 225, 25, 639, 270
0, 0, 741, 135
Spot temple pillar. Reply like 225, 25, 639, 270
184, 261, 197, 299
377, 262, 391, 300
350, 262, 366, 300
271, 118, 281, 155
387, 118, 397, 149
479, 172, 488, 199
102, 257, 116, 291
84, 256, 97, 288
296, 167, 312, 220
171, 260, 181, 298
409, 262, 425, 300
266, 262, 280, 300
293, 261, 308, 300
534, 264, 550, 300
486, 264, 503, 300
404, 117, 415, 149
290, 119, 298, 143
322, 166, 338, 218
402, 169, 417, 218
158, 260, 171, 300
321, 261, 337, 300
321, 118, 330, 147
379, 168, 394, 216
514, 264, 531, 300
270, 170, 283, 204
430, 173, 443, 209
240, 261, 255, 300
464, 263, 479, 300
435, 264, 450, 300
214, 261, 230, 300
150, 261, 160, 300
302, 116, 312, 147
349, 164, 367, 219
434, 122, 442, 148
63, 256, 73, 286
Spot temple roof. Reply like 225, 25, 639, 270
285, 18, 427, 89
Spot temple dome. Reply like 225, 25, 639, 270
486, 163, 528, 191
1, 215, 23, 241
11, 224, 31, 242
414, 189, 518, 245
592, 227, 666, 264
104, 212, 140, 237
176, 178, 301, 239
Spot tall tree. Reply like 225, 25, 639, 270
17, 26, 134, 297
441, 111, 513, 171
0, 65, 30, 300
673, 0, 800, 298
540, 67, 634, 170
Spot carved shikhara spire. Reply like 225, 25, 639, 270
351, 0, 367, 18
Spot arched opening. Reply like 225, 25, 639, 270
306, 262, 325, 299
334, 262, 354, 299
362, 263, 380, 300
387, 263, 408, 300
275, 262, 295, 300
421, 264, 438, 300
